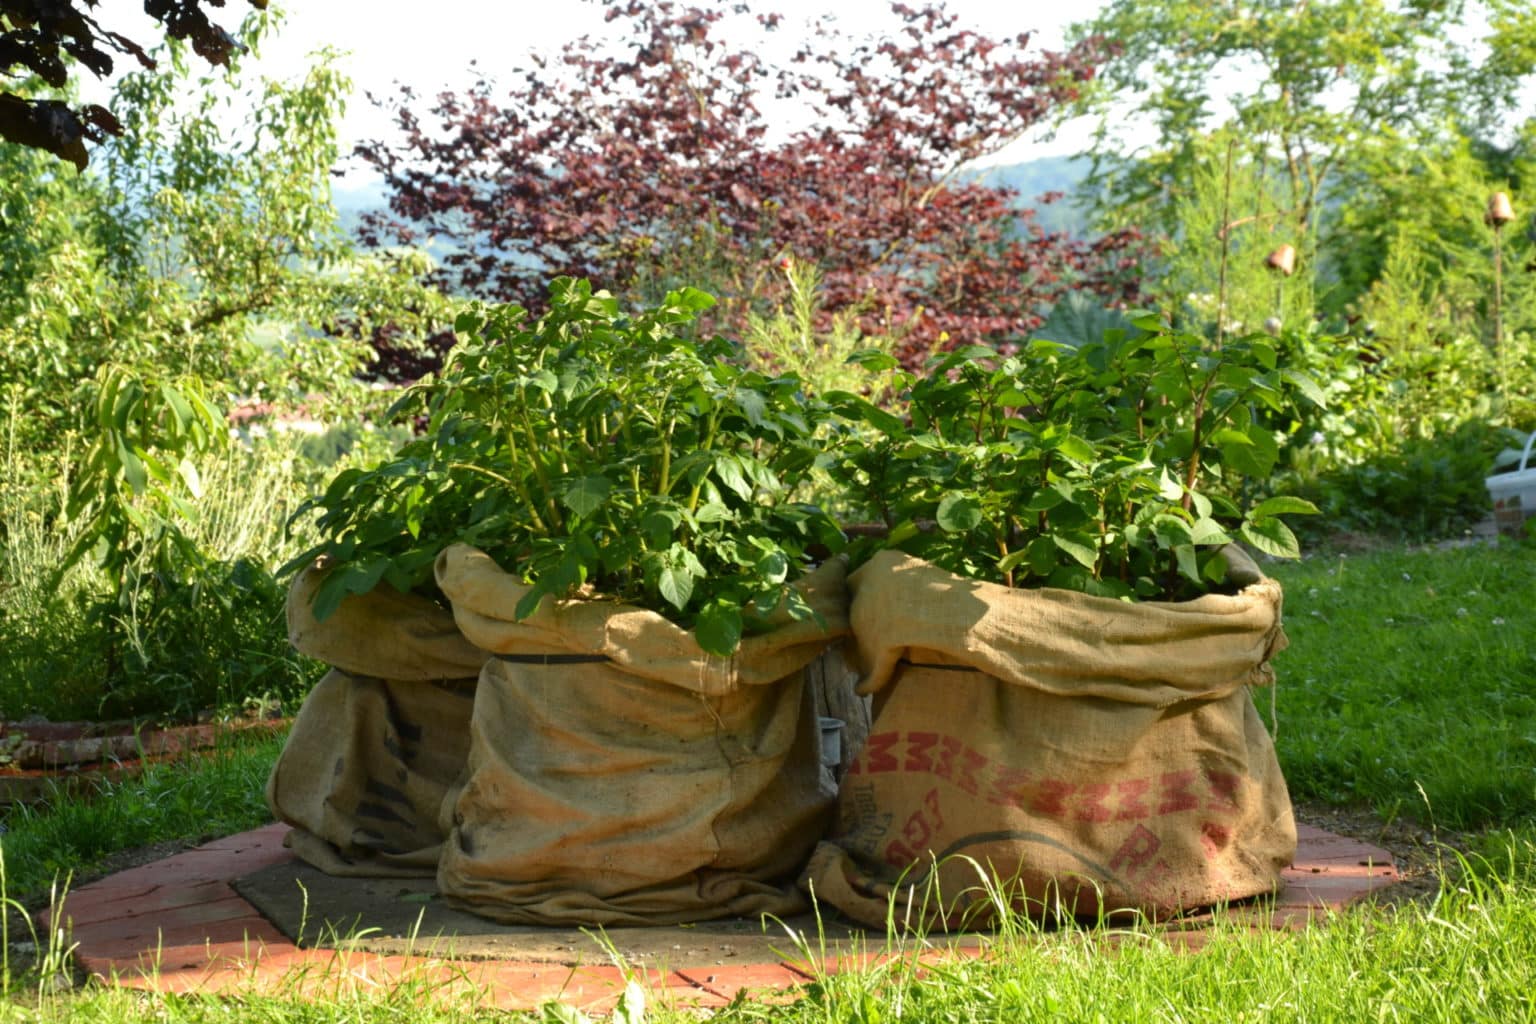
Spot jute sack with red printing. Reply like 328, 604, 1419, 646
433, 543, 846, 926
803, 546, 1296, 928
265, 563, 488, 877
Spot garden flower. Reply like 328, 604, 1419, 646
1487, 192, 1514, 226
1266, 244, 1297, 276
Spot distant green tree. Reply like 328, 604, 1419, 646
1067, 0, 1536, 244
1329, 122, 1536, 312
1, 9, 446, 719
0, 9, 446, 453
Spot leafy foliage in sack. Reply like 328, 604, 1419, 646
287, 279, 844, 656
826, 314, 1322, 600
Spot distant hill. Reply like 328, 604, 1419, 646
329, 153, 1097, 249
333, 178, 388, 239
963, 154, 1093, 235
332, 178, 466, 263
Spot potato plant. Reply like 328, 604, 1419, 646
825, 315, 1323, 599
286, 278, 843, 656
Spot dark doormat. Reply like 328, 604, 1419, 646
232, 860, 939, 967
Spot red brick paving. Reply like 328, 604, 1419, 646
41, 821, 1399, 1012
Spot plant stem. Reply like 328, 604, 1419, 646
1493, 220, 1506, 411
515, 404, 564, 531
1037, 451, 1051, 537
1095, 504, 1106, 581
685, 407, 722, 514
1214, 137, 1237, 351
657, 416, 675, 496
544, 392, 570, 474
449, 460, 548, 534
1183, 350, 1229, 513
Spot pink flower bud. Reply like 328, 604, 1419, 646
1265, 244, 1296, 276
1487, 192, 1515, 226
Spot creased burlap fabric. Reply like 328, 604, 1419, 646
803, 546, 1296, 928
265, 564, 486, 877
432, 544, 846, 926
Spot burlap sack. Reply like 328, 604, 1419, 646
432, 543, 847, 926
803, 547, 1296, 928
266, 564, 488, 877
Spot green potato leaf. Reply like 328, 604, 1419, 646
936, 492, 983, 533
1240, 517, 1301, 560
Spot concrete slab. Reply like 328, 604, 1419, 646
231, 858, 970, 966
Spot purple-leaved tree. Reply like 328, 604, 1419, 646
356, 1, 1148, 367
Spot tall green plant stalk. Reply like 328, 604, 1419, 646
1488, 191, 1515, 413
1214, 138, 1238, 351
1493, 221, 1505, 355
743, 254, 899, 398
1493, 216, 1506, 411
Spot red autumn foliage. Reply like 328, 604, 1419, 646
354, 0, 1147, 368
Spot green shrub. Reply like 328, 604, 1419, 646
0, 436, 323, 722
1289, 420, 1516, 542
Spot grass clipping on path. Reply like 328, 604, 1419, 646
1267, 543, 1536, 829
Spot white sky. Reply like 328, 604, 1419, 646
75, 0, 1116, 185
67, 0, 1536, 191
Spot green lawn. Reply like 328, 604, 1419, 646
0, 733, 282, 899
7, 849, 1536, 1022
1267, 543, 1536, 828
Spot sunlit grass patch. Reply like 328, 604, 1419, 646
0, 730, 285, 900
1267, 543, 1536, 828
